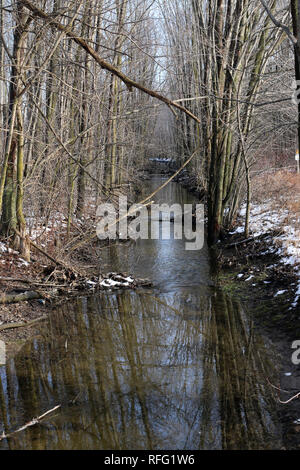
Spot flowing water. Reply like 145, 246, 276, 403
0, 177, 295, 450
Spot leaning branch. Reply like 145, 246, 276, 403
20, 0, 200, 124
259, 0, 297, 46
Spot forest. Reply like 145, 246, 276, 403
0, 0, 299, 453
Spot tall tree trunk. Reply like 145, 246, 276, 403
0, 2, 30, 259
291, 1, 300, 155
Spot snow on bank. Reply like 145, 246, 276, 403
0, 242, 18, 255
26, 205, 96, 244
26, 211, 68, 243
230, 201, 300, 308
0, 241, 30, 269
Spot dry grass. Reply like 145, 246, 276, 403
253, 169, 299, 219
252, 169, 300, 203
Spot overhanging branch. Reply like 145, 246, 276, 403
20, 0, 201, 124
259, 0, 297, 46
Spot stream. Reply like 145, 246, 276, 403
0, 176, 298, 450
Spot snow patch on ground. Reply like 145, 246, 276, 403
0, 242, 18, 255
0, 241, 31, 268
231, 201, 300, 307
26, 211, 68, 241
274, 290, 287, 297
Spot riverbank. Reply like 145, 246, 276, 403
216, 239, 300, 334
217, 169, 300, 317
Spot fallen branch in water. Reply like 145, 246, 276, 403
0, 273, 152, 304
0, 405, 61, 441
278, 391, 300, 404
267, 378, 300, 404
85, 272, 152, 290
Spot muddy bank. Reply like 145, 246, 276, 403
214, 234, 300, 450
215, 231, 300, 335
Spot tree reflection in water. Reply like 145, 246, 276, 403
0, 288, 281, 450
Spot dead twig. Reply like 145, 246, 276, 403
13, 227, 81, 276
0, 405, 61, 441
278, 391, 300, 405
267, 378, 300, 404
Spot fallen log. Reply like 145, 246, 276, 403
0, 277, 69, 288
0, 315, 47, 332
89, 272, 152, 290
223, 233, 272, 248
0, 291, 43, 304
